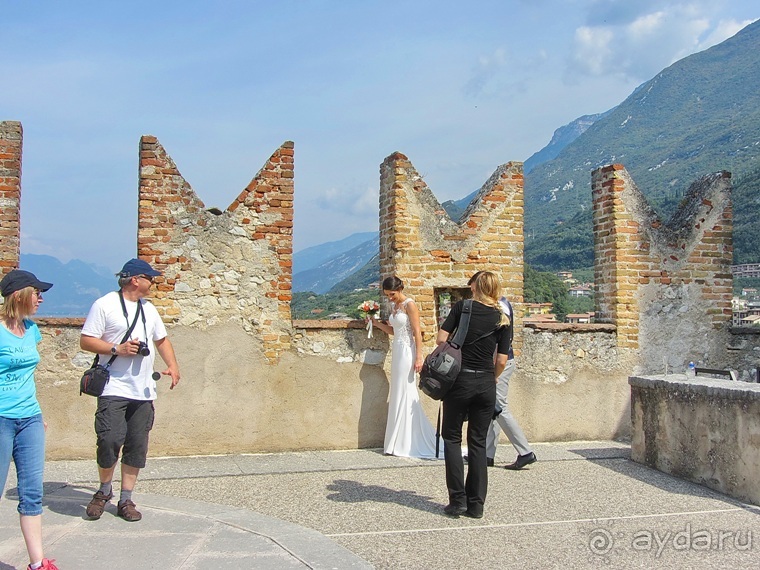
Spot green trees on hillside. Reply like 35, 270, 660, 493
732, 166, 760, 265
524, 265, 574, 321
294, 264, 593, 323
525, 164, 760, 271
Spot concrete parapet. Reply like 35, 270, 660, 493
35, 318, 635, 458
630, 374, 760, 506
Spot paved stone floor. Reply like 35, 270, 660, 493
2, 441, 759, 569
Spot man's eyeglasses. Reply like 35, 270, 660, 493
137, 275, 155, 283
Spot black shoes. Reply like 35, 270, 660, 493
462, 456, 495, 467
443, 504, 467, 517
504, 452, 537, 470
444, 504, 483, 519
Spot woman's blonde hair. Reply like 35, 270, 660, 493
0, 286, 35, 321
471, 271, 509, 326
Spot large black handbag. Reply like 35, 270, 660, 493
418, 300, 474, 400
79, 295, 143, 397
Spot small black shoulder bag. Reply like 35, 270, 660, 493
79, 293, 144, 397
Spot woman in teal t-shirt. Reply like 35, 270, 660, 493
0, 269, 59, 570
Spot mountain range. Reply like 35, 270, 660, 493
19, 254, 116, 317
20, 21, 760, 310
524, 18, 760, 269
294, 18, 760, 289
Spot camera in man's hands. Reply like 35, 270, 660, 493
137, 341, 150, 357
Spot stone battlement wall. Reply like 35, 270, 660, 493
1, 119, 754, 460
592, 164, 734, 372
0, 121, 21, 280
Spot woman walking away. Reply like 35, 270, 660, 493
370, 276, 440, 458
438, 271, 511, 519
0, 270, 59, 570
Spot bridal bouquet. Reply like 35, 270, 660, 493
358, 300, 380, 338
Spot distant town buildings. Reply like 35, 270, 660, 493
569, 284, 593, 297
523, 313, 558, 325
732, 295, 760, 327
732, 264, 760, 278
566, 312, 595, 324
556, 271, 576, 285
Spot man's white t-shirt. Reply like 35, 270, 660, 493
82, 291, 167, 401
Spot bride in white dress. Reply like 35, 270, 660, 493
371, 276, 441, 459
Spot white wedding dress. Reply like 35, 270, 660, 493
384, 299, 442, 459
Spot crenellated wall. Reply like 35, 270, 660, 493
137, 136, 294, 361
4, 120, 756, 460
592, 164, 734, 372
0, 121, 22, 280
378, 152, 524, 349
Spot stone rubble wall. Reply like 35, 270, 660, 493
0, 121, 21, 280
378, 152, 524, 350
136, 136, 294, 362
592, 164, 734, 373
2, 120, 756, 460
32, 317, 632, 459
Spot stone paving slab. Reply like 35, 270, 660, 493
0, 484, 371, 570
3, 441, 758, 569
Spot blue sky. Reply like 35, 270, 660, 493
3, 0, 757, 272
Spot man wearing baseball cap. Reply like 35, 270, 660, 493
80, 258, 180, 522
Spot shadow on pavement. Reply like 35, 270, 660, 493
40, 483, 100, 520
327, 478, 444, 514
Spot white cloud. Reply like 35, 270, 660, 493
571, 26, 614, 76
628, 11, 667, 38
463, 48, 509, 97
567, 5, 756, 83
315, 185, 378, 218
696, 18, 758, 50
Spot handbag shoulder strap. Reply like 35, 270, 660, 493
92, 294, 144, 369
449, 299, 474, 348
454, 299, 505, 348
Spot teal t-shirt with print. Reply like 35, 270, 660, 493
0, 319, 42, 418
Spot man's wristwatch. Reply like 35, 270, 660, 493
110, 345, 117, 355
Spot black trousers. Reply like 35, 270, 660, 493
442, 369, 496, 515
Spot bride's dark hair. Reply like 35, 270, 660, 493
381, 276, 404, 292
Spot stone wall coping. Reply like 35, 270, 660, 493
34, 317, 620, 334
36, 317, 85, 328
525, 323, 616, 333
293, 319, 366, 330
629, 374, 760, 400
36, 316, 750, 338
729, 327, 760, 335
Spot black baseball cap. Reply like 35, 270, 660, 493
0, 269, 54, 298
117, 258, 162, 278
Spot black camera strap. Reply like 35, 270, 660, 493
91, 291, 144, 370
118, 289, 147, 338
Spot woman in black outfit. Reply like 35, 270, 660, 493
437, 271, 511, 519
